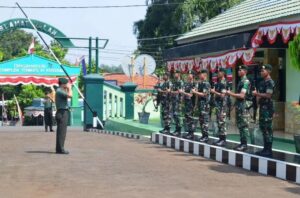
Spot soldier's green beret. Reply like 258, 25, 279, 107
218, 68, 227, 74
58, 77, 68, 85
261, 64, 272, 71
200, 69, 208, 74
238, 65, 248, 71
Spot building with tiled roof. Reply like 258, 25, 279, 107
103, 73, 158, 89
163, 0, 300, 133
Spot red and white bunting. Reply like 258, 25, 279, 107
251, 21, 300, 48
166, 48, 256, 73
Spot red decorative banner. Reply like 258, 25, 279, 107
251, 21, 300, 48
166, 48, 256, 73
0, 76, 77, 87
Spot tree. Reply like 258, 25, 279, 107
133, 0, 242, 72
134, 0, 182, 69
179, 0, 242, 31
17, 85, 45, 110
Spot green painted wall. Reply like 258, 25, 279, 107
83, 74, 104, 129
286, 50, 300, 102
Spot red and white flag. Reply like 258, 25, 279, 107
27, 38, 35, 54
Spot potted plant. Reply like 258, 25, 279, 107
135, 93, 152, 124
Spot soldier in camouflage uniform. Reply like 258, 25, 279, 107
193, 69, 211, 142
227, 65, 250, 151
170, 72, 184, 135
158, 74, 172, 134
179, 74, 196, 138
253, 64, 275, 157
153, 77, 162, 111
211, 68, 228, 146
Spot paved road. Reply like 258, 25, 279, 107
0, 127, 299, 198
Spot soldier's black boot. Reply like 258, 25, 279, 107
214, 135, 226, 147
172, 127, 181, 137
260, 142, 273, 158
185, 132, 194, 140
255, 139, 267, 156
159, 127, 166, 134
234, 140, 248, 152
164, 126, 171, 135
199, 134, 209, 143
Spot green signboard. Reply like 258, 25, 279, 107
0, 18, 74, 48
0, 54, 80, 76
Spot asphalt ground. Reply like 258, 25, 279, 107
0, 127, 299, 198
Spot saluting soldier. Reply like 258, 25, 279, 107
170, 72, 183, 135
253, 64, 275, 157
158, 73, 172, 134
193, 69, 211, 142
211, 68, 228, 146
179, 73, 196, 139
227, 65, 250, 151
55, 77, 72, 154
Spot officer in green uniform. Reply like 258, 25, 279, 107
227, 65, 250, 151
193, 69, 211, 142
170, 72, 183, 135
253, 64, 275, 157
43, 94, 54, 132
211, 68, 228, 146
158, 74, 172, 134
55, 77, 72, 154
179, 73, 196, 139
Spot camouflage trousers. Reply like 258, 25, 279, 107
184, 99, 195, 133
236, 103, 249, 144
215, 105, 227, 136
199, 103, 210, 136
171, 97, 182, 129
259, 105, 274, 144
161, 100, 171, 128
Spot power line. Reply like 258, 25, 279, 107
0, 3, 184, 9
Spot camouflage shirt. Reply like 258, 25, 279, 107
258, 78, 275, 106
236, 76, 250, 104
196, 80, 211, 104
214, 78, 227, 106
160, 81, 172, 98
183, 82, 195, 100
171, 80, 183, 99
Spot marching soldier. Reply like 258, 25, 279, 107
158, 73, 172, 134
179, 74, 196, 139
170, 72, 183, 135
253, 64, 275, 157
211, 68, 228, 146
227, 65, 250, 151
193, 69, 211, 142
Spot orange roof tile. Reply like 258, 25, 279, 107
104, 73, 158, 89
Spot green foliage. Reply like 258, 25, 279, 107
133, 0, 242, 74
179, 0, 242, 31
17, 85, 45, 109
0, 30, 33, 61
289, 33, 300, 71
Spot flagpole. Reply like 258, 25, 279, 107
16, 2, 103, 129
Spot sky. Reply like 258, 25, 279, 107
0, 0, 147, 66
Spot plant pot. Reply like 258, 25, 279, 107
138, 112, 150, 124
294, 135, 300, 154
